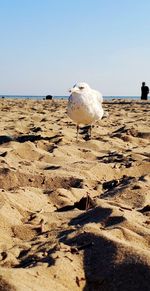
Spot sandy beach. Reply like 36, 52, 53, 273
0, 98, 149, 290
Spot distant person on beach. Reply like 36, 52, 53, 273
141, 82, 149, 100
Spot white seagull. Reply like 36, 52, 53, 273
67, 82, 104, 139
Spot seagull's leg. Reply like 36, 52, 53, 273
76, 124, 79, 141
88, 125, 92, 139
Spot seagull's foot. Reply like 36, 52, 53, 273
80, 125, 92, 140
84, 134, 91, 141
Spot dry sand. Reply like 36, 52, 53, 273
0, 98, 149, 291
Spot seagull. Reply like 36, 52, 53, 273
67, 82, 104, 139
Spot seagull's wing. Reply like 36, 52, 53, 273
92, 89, 103, 103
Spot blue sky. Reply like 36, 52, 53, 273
0, 0, 150, 95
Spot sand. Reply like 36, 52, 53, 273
0, 98, 149, 291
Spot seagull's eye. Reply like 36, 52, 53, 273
79, 86, 84, 90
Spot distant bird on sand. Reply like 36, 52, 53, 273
67, 82, 104, 139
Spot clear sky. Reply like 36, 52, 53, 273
0, 0, 150, 96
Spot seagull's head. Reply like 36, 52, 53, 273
69, 82, 91, 95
